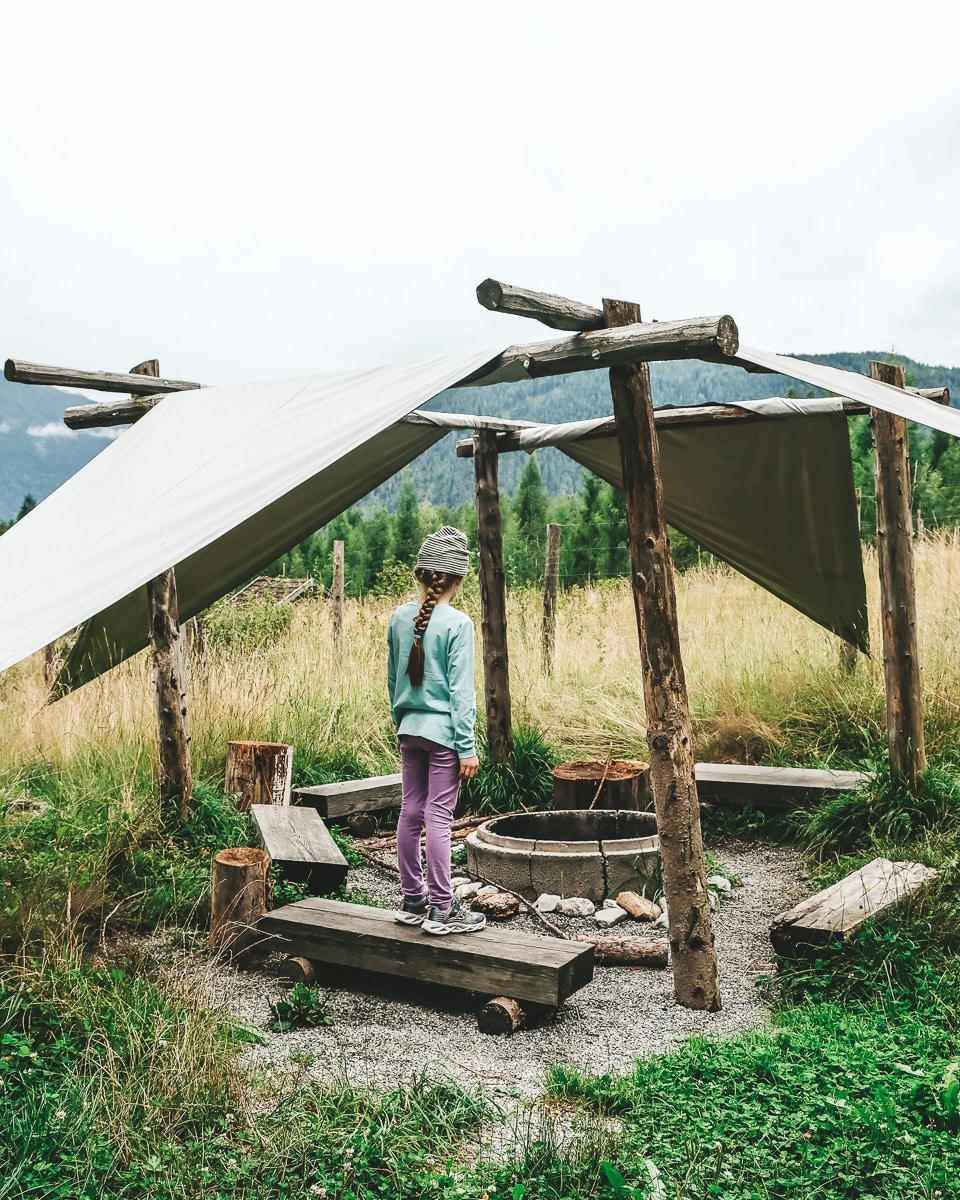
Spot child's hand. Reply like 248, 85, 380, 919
459, 755, 480, 779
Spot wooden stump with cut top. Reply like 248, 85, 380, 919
552, 760, 651, 811
225, 741, 293, 811
210, 846, 271, 964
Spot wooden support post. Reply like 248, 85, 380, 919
604, 298, 720, 1012
134, 361, 194, 822
332, 539, 345, 654
840, 487, 863, 674
474, 428, 513, 766
541, 522, 561, 673
870, 360, 926, 791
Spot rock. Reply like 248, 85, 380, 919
615, 891, 662, 921
595, 905, 628, 928
477, 884, 499, 896
454, 881, 483, 900
707, 874, 734, 895
654, 904, 669, 929
556, 897, 596, 918
450, 875, 472, 889
534, 893, 561, 913
602, 899, 619, 909
471, 892, 519, 920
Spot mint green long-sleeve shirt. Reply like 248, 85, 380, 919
387, 602, 477, 758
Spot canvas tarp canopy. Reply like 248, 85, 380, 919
0, 342, 956, 692
513, 397, 868, 649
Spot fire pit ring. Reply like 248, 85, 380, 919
465, 809, 659, 904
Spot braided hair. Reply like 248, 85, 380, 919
405, 567, 462, 687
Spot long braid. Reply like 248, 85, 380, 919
406, 568, 455, 687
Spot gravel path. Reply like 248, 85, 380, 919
219, 836, 806, 1106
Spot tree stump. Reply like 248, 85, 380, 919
552, 760, 651, 811
210, 847, 271, 964
344, 812, 378, 839
477, 996, 524, 1035
225, 741, 293, 811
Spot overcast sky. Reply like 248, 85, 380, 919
3, 0, 958, 387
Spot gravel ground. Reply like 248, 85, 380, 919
215, 835, 807, 1108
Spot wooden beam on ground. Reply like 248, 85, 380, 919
5, 357, 201, 395
605, 297, 720, 1013
136, 358, 193, 822
294, 773, 403, 820
259, 897, 595, 1007
541, 522, 561, 673
250, 804, 348, 895
476, 279, 606, 332
693, 763, 868, 811
870, 359, 926, 791
770, 857, 938, 956
455, 315, 740, 387
474, 428, 513, 766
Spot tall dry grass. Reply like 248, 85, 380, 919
3, 532, 960, 780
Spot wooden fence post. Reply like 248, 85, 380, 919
840, 487, 863, 673
541, 522, 562, 673
134, 360, 194, 822
474, 428, 513, 766
332, 539, 345, 654
604, 298, 720, 1012
870, 360, 926, 791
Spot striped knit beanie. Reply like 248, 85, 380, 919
416, 526, 469, 577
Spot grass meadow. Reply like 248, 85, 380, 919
2, 534, 960, 1198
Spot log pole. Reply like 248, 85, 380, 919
332, 539, 345, 654
225, 741, 294, 811
575, 936, 670, 967
474, 428, 513, 766
541, 522, 562, 673
605, 298, 720, 1012
477, 996, 525, 1035
210, 847, 271, 964
840, 488, 863, 674
135, 360, 194, 822
870, 360, 926, 791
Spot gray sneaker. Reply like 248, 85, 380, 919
422, 898, 486, 936
394, 898, 428, 926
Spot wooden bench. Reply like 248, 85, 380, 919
259, 897, 595, 1012
250, 805, 348, 895
694, 763, 868, 811
294, 774, 403, 836
770, 857, 938, 956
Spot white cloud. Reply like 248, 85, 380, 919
26, 423, 118, 440
0, 422, 10, 434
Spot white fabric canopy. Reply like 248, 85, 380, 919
0, 339, 955, 690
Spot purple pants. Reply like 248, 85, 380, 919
397, 735, 460, 909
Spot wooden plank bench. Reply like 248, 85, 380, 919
770, 857, 938, 956
295, 774, 402, 818
250, 804, 348, 895
694, 763, 868, 811
260, 897, 595, 1011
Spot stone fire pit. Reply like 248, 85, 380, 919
465, 809, 660, 904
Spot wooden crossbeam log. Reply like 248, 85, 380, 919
259, 896, 595, 1007
5, 357, 202, 395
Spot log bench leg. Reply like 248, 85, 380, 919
477, 995, 525, 1035
283, 956, 318, 985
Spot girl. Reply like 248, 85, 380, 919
387, 526, 485, 936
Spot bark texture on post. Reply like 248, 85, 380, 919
541, 522, 562, 673
474, 428, 513, 766
332, 539, 345, 653
225, 741, 293, 811
209, 847, 271, 964
870, 360, 926, 791
604, 298, 721, 1012
136, 359, 194, 822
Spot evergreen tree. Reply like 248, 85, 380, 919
513, 454, 549, 584
392, 470, 422, 564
